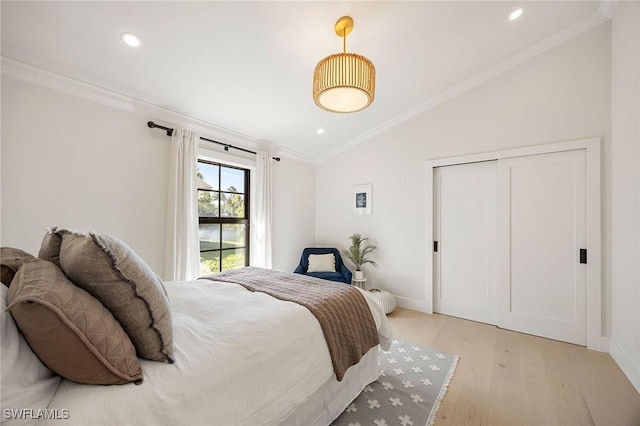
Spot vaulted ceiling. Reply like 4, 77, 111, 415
1, 1, 606, 160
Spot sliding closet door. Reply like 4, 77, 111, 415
496, 149, 587, 345
433, 161, 497, 325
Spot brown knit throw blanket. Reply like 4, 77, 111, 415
201, 267, 379, 381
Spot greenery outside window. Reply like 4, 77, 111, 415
197, 160, 249, 275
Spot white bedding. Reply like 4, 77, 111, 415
46, 279, 392, 425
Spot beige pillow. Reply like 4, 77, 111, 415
1, 247, 36, 286
307, 253, 336, 273
58, 231, 174, 363
38, 226, 63, 266
6, 259, 143, 385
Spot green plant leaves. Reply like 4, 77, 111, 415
342, 233, 378, 271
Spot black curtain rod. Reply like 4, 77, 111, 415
147, 121, 281, 162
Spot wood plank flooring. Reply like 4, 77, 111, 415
386, 308, 640, 426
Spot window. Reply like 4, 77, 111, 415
197, 160, 250, 275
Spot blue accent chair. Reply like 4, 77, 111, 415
294, 247, 353, 284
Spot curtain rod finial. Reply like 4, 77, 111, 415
148, 121, 173, 136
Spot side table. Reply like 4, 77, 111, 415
352, 277, 367, 289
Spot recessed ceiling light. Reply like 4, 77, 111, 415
317, 128, 325, 135
509, 8, 523, 21
121, 33, 140, 47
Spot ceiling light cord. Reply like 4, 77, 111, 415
342, 29, 346, 54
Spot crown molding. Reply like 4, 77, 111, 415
316, 12, 609, 164
0, 57, 315, 164
598, 0, 619, 19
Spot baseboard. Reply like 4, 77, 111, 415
394, 296, 432, 314
588, 335, 610, 352
609, 339, 640, 394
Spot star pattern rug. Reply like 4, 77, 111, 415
332, 339, 459, 426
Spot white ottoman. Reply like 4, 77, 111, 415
368, 289, 396, 314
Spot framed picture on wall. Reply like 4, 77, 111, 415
352, 184, 372, 215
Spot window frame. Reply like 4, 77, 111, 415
197, 159, 250, 273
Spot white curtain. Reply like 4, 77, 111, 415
251, 151, 273, 268
164, 128, 200, 281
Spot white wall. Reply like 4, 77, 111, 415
316, 24, 612, 316
272, 158, 316, 272
1, 76, 316, 278
610, 1, 640, 393
1, 76, 170, 273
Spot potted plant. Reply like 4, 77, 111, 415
343, 233, 378, 280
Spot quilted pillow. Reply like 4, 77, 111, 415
307, 253, 336, 273
1, 247, 37, 286
58, 231, 174, 363
1, 284, 62, 412
6, 259, 143, 385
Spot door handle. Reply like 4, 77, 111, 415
579, 249, 587, 264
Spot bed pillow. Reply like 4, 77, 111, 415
38, 226, 63, 266
307, 253, 336, 273
58, 231, 174, 363
1, 283, 62, 412
1, 247, 37, 286
6, 259, 143, 385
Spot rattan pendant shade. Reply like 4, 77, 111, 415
313, 17, 375, 113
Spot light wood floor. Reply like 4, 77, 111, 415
387, 308, 640, 426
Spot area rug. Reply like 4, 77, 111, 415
332, 339, 459, 426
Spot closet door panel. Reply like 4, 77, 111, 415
433, 161, 497, 325
497, 149, 587, 345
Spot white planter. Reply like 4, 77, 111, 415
353, 270, 364, 280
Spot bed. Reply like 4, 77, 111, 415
2, 237, 393, 426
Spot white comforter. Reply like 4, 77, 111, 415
46, 279, 392, 425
